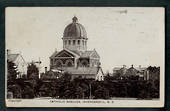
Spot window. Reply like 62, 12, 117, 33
69, 40, 71, 45
78, 40, 80, 45
73, 40, 76, 45
65, 40, 67, 45
55, 60, 63, 67
67, 62, 73, 67
81, 60, 88, 67
56, 62, 62, 67
85, 41, 87, 46
82, 40, 84, 45
66, 60, 73, 67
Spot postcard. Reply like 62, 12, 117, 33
5, 7, 164, 107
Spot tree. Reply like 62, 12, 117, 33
104, 73, 111, 81
27, 63, 39, 79
59, 72, 71, 82
114, 72, 121, 80
7, 84, 22, 98
94, 85, 109, 99
22, 74, 27, 79
7, 60, 18, 81
147, 66, 160, 81
22, 85, 34, 99
74, 86, 84, 99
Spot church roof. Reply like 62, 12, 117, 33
50, 49, 100, 59
81, 51, 94, 57
50, 50, 58, 58
63, 16, 87, 39
70, 49, 100, 58
50, 49, 80, 58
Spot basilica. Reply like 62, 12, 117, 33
50, 16, 104, 81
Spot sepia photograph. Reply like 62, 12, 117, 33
5, 7, 164, 107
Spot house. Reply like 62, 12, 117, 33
7, 50, 27, 78
112, 65, 149, 80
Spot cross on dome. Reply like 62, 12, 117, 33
72, 16, 78, 23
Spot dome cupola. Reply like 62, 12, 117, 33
62, 16, 88, 52
63, 16, 87, 39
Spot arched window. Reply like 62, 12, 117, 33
55, 60, 63, 67
81, 60, 88, 67
78, 40, 80, 45
67, 62, 73, 67
65, 60, 74, 67
56, 62, 62, 67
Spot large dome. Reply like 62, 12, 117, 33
63, 16, 87, 39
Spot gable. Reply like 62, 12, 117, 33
15, 54, 27, 65
7, 54, 19, 62
8, 54, 27, 65
97, 68, 104, 76
95, 67, 104, 81
90, 50, 100, 59
55, 50, 75, 58
50, 49, 80, 59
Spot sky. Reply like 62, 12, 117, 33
6, 7, 165, 73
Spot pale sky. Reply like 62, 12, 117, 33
6, 7, 164, 73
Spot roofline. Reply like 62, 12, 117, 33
89, 49, 100, 59
50, 49, 80, 59
8, 53, 27, 64
64, 48, 80, 57
62, 37, 88, 40
97, 67, 104, 76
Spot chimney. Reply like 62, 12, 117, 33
45, 67, 47, 73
